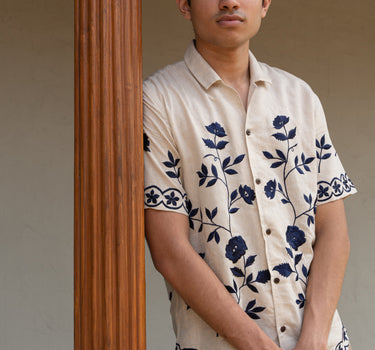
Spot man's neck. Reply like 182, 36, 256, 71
195, 39, 250, 88
194, 39, 251, 109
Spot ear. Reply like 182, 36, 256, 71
176, 0, 192, 20
261, 0, 272, 18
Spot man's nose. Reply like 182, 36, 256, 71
219, 0, 240, 11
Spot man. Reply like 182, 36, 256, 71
143, 0, 357, 349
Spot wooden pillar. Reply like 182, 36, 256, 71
74, 0, 145, 349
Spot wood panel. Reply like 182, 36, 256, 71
74, 0, 145, 349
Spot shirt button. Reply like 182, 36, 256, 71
246, 129, 251, 136
280, 326, 286, 333
266, 228, 272, 235
274, 278, 280, 284
255, 178, 261, 185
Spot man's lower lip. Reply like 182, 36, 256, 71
217, 20, 242, 26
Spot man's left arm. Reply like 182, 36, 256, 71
294, 198, 350, 350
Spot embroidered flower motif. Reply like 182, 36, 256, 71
165, 191, 179, 206
205, 122, 227, 137
264, 180, 276, 199
273, 115, 290, 129
317, 184, 329, 199
286, 225, 306, 251
225, 236, 248, 263
146, 189, 159, 204
333, 180, 341, 193
296, 293, 305, 309
143, 132, 150, 152
239, 185, 256, 205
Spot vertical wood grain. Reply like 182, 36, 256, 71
74, 0, 145, 349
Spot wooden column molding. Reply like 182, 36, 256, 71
74, 0, 145, 349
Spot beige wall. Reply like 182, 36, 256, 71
0, 0, 373, 349
143, 1, 374, 349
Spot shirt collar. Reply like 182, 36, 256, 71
184, 40, 272, 90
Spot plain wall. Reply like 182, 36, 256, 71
0, 0, 74, 349
143, 1, 374, 349
0, 0, 373, 349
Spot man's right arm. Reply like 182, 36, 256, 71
145, 208, 282, 350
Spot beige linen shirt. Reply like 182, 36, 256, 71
143, 41, 357, 350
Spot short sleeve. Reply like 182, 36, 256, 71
143, 80, 188, 216
313, 93, 357, 206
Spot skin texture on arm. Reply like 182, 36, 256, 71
145, 208, 282, 350
294, 199, 350, 350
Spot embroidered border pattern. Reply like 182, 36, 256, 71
317, 173, 355, 203
144, 185, 187, 210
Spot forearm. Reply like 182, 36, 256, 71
297, 199, 350, 348
146, 209, 280, 350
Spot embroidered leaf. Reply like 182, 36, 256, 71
316, 150, 320, 159
233, 279, 238, 292
198, 223, 203, 232
229, 207, 239, 214
163, 161, 175, 168
304, 194, 310, 204
304, 165, 311, 172
207, 178, 217, 187
281, 199, 289, 204
248, 284, 258, 293
201, 164, 208, 176
323, 144, 332, 150
246, 273, 253, 284
252, 306, 266, 313
272, 132, 288, 141
217, 141, 229, 150
322, 153, 331, 160
215, 231, 220, 243
294, 156, 299, 167
190, 208, 199, 217
211, 207, 218, 219
199, 178, 206, 187
233, 154, 245, 164
247, 313, 261, 320
255, 270, 271, 284
305, 156, 314, 164
225, 169, 238, 175
286, 247, 293, 258
166, 171, 178, 178
276, 149, 286, 160
168, 150, 175, 163
202, 138, 217, 149
320, 135, 326, 146
230, 190, 238, 201
295, 253, 302, 266
263, 151, 274, 159
231, 267, 244, 277
271, 161, 284, 168
207, 231, 215, 242
288, 127, 297, 139
296, 167, 304, 174
245, 255, 257, 267
225, 285, 236, 294
273, 263, 293, 277
223, 156, 231, 169
278, 183, 283, 192
246, 299, 256, 311
205, 208, 212, 220
302, 264, 308, 278
211, 164, 218, 178
316, 139, 321, 148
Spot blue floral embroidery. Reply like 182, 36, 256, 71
263, 115, 315, 292
335, 323, 350, 350
191, 122, 268, 318
143, 132, 151, 152
317, 173, 355, 203
144, 186, 186, 210
163, 150, 182, 184
296, 293, 305, 309
316, 134, 332, 173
